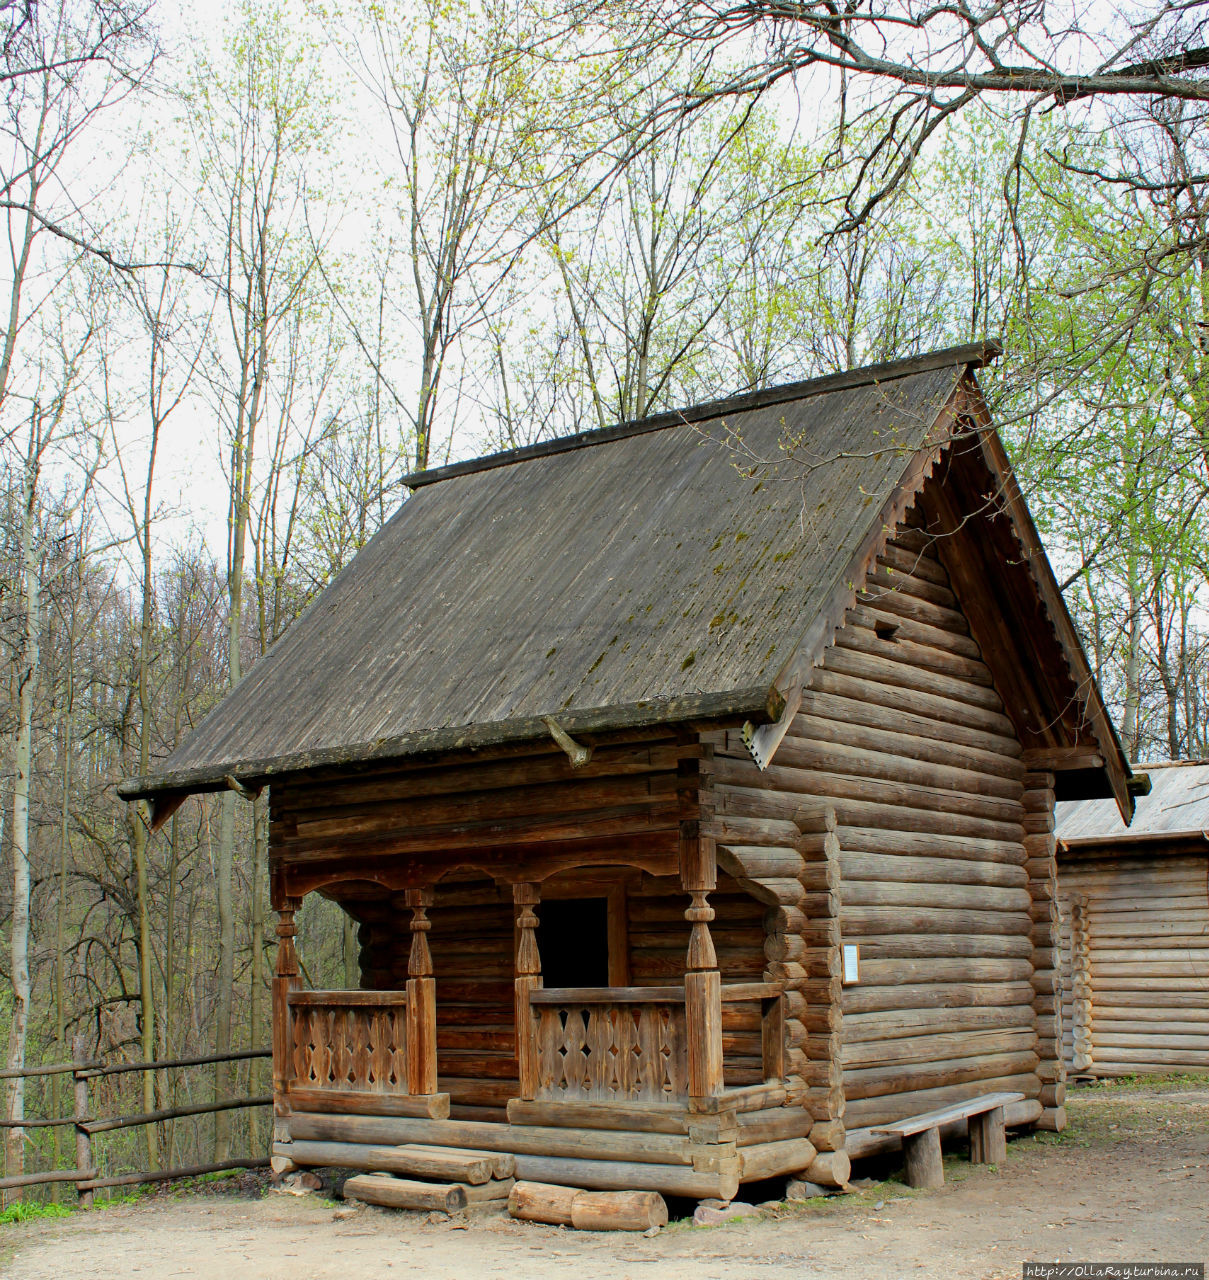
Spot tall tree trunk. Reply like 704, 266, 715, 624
132, 416, 161, 1166
5, 453, 40, 1198
52, 654, 73, 1194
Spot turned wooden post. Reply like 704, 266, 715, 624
514, 883, 542, 1100
271, 897, 301, 1124
405, 888, 438, 1096
684, 889, 723, 1100
680, 747, 723, 1102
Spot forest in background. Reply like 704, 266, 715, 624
1, 0, 1206, 1192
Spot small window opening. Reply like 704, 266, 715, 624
536, 897, 609, 987
875, 620, 900, 643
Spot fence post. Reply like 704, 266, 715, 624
71, 1036, 93, 1208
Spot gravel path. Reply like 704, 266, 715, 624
4, 1085, 1205, 1280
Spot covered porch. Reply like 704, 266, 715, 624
262, 733, 827, 1199
270, 875, 796, 1200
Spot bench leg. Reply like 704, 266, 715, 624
902, 1128, 943, 1189
969, 1106, 1006, 1165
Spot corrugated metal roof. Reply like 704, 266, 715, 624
1057, 762, 1209, 843
121, 357, 970, 798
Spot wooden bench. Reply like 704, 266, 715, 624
870, 1091, 1025, 1189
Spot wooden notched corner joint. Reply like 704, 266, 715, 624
542, 715, 592, 768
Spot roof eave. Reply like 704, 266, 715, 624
959, 378, 1135, 824
1058, 830, 1209, 856
117, 683, 785, 803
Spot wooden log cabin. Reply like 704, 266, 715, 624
120, 341, 1138, 1200
1055, 761, 1209, 1079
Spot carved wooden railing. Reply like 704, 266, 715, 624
287, 990, 409, 1103
523, 982, 786, 1106
526, 986, 689, 1104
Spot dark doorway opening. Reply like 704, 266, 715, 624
537, 897, 609, 987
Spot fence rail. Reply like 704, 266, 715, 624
0, 1040, 273, 1204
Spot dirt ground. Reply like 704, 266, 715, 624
3, 1081, 1206, 1280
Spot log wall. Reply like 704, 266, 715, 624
713, 519, 1041, 1134
1057, 853, 1209, 1076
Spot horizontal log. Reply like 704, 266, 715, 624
1087, 1032, 1209, 1050
740, 1137, 817, 1181
850, 934, 1032, 961
844, 1053, 1039, 1102
0, 1167, 95, 1190
844, 1007, 1032, 1043
842, 1029, 1037, 1071
799, 684, 1021, 760
286, 1112, 704, 1167
289, 1090, 452, 1121
79, 1047, 270, 1078
842, 879, 1031, 913
717, 845, 803, 880
1093, 962, 1209, 978
286, 1139, 511, 1183
295, 743, 682, 811
821, 645, 1009, 722
877, 542, 950, 588
841, 1072, 1040, 1129
511, 1153, 737, 1200
570, 1188, 670, 1232
717, 755, 1023, 826
795, 793, 1021, 843
506, 1100, 693, 1135
690, 1083, 789, 1115
840, 849, 1026, 889
852, 957, 1033, 986
530, 986, 683, 1005
0, 1114, 82, 1129
84, 1094, 272, 1134
842, 981, 1035, 1015
853, 579, 973, 636
775, 728, 1021, 802
291, 772, 677, 843
839, 906, 1028, 936
1088, 1049, 1209, 1069
708, 811, 803, 849
76, 1156, 269, 1192
344, 1172, 468, 1212
843, 604, 982, 669
1090, 948, 1209, 964
1086, 1007, 1209, 1025
290, 990, 408, 1008
734, 1108, 814, 1145
839, 825, 1024, 866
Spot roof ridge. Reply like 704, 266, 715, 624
404, 338, 1003, 489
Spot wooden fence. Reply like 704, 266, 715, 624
0, 1038, 272, 1205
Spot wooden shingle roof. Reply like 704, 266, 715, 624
121, 339, 1124, 807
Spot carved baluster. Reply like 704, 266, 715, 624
684, 889, 723, 1100
514, 883, 542, 1100
405, 889, 438, 1096
272, 897, 302, 1123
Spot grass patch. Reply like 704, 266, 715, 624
0, 1201, 73, 1226
1074, 1072, 1209, 1094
